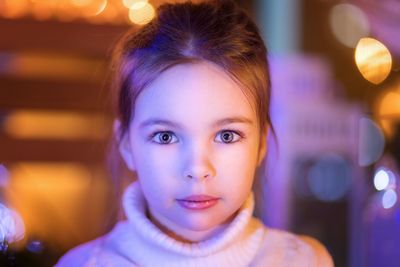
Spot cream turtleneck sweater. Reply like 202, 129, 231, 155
56, 182, 334, 267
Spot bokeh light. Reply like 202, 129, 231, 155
86, 1, 119, 24
31, 1, 57, 21
375, 82, 400, 138
4, 162, 112, 249
3, 110, 110, 140
374, 169, 390, 191
123, 0, 148, 9
329, 4, 369, 48
128, 1, 155, 25
0, 204, 25, 244
355, 37, 392, 85
0, 52, 106, 81
0, 0, 129, 25
382, 189, 398, 209
79, 0, 108, 17
26, 240, 44, 254
1, 0, 30, 19
358, 117, 385, 166
307, 154, 351, 202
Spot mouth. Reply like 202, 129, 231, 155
176, 195, 220, 210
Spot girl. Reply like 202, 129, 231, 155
57, 0, 334, 266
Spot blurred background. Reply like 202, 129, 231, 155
0, 0, 399, 266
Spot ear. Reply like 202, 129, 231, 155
114, 120, 136, 171
257, 128, 268, 166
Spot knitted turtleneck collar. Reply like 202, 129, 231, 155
57, 182, 333, 267
113, 181, 265, 266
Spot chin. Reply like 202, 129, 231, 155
177, 222, 222, 242
180, 214, 225, 232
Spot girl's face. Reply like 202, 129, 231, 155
120, 61, 267, 242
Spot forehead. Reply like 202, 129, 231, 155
132, 61, 257, 128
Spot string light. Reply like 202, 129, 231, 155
330, 4, 369, 48
355, 37, 392, 85
374, 169, 390, 191
375, 82, 400, 138
0, 0, 133, 25
382, 189, 398, 209
123, 0, 148, 9
358, 117, 385, 166
128, 1, 154, 25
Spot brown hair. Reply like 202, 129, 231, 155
111, 0, 272, 139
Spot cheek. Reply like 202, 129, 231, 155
215, 144, 258, 187
217, 141, 259, 170
132, 137, 176, 171
134, 144, 180, 192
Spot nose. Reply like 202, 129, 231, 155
182, 143, 216, 181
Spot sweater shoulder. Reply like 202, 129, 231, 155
299, 234, 334, 267
253, 227, 334, 267
55, 238, 103, 267
55, 222, 137, 267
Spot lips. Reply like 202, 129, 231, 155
177, 195, 220, 210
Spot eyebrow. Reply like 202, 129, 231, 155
212, 117, 254, 127
139, 116, 254, 129
139, 119, 181, 129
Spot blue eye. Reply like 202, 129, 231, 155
151, 131, 178, 144
215, 130, 242, 143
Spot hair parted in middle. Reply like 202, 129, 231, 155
111, 0, 272, 140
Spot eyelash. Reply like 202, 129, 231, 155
148, 129, 245, 145
149, 130, 178, 144
216, 130, 244, 143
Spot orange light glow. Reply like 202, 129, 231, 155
94, 0, 107, 15
9, 163, 92, 193
0, 0, 129, 25
123, 0, 148, 9
355, 37, 392, 84
130, 1, 147, 10
71, 0, 94, 6
86, 1, 120, 24
375, 83, 400, 138
128, 1, 154, 25
4, 162, 112, 248
79, 0, 108, 17
3, 110, 111, 140
31, 2, 57, 21
1, 0, 30, 19
2, 52, 105, 81
379, 91, 400, 118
